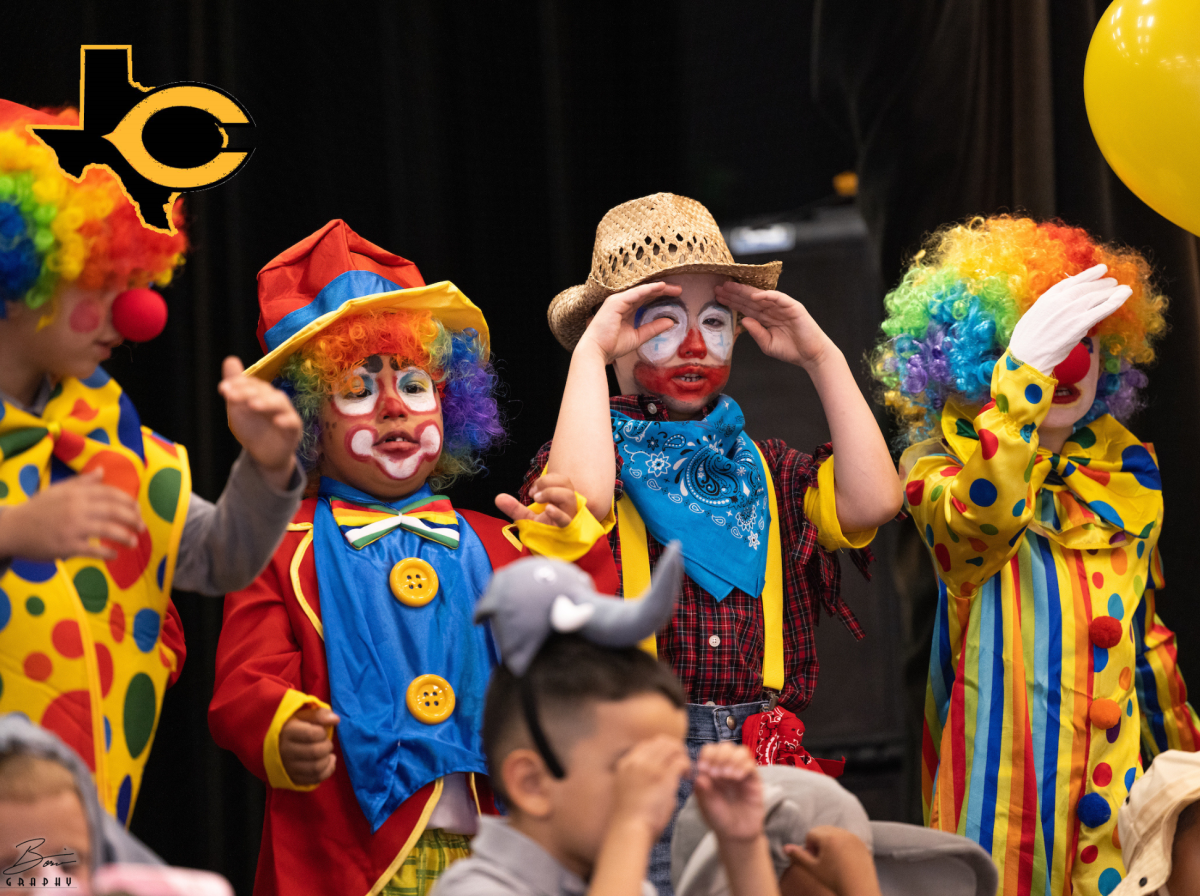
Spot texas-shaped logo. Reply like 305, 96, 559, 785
30, 45, 255, 234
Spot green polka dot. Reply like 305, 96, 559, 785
0, 481, 7, 499
931, 484, 944, 502
1024, 453, 1037, 483
995, 394, 1009, 414
980, 524, 999, 536
25, 596, 43, 616
0, 427, 48, 461
123, 673, 157, 759
1134, 575, 1144, 595
1069, 427, 1097, 449
49, 382, 63, 401
148, 469, 182, 522
947, 527, 960, 543
73, 567, 108, 613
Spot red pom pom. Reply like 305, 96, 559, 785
1089, 615, 1123, 648
1052, 341, 1091, 385
111, 288, 167, 342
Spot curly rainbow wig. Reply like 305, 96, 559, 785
278, 307, 505, 490
871, 216, 1168, 446
0, 102, 187, 316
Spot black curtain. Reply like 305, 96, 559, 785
815, 0, 1200, 819
3, 3, 856, 891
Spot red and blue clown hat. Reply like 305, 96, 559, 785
246, 219, 489, 381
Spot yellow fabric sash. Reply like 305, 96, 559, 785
617, 443, 784, 691
0, 373, 190, 823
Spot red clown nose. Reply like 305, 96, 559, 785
1052, 340, 1091, 385
111, 288, 168, 342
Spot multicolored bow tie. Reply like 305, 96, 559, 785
330, 493, 460, 549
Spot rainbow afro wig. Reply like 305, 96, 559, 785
0, 101, 187, 316
871, 216, 1167, 446
278, 307, 505, 490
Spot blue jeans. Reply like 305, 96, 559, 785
647, 700, 770, 896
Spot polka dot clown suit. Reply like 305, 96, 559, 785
0, 371, 189, 823
876, 217, 1199, 896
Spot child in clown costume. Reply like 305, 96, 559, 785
0, 100, 305, 824
208, 219, 617, 896
872, 217, 1200, 896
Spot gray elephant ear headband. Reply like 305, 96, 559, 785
474, 541, 683, 778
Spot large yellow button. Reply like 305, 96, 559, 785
407, 674, 455, 724
390, 558, 439, 607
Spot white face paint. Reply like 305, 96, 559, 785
333, 358, 384, 416
347, 419, 443, 481
395, 367, 437, 413
635, 300, 734, 364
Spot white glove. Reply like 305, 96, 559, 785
1007, 263, 1132, 376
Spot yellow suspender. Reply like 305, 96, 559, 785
617, 442, 784, 692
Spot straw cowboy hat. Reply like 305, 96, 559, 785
246, 219, 488, 382
547, 193, 782, 350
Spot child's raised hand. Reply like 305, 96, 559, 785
611, 734, 692, 838
693, 743, 765, 844
218, 356, 302, 490
0, 470, 144, 561
279, 707, 340, 786
714, 281, 835, 371
494, 473, 580, 528
783, 827, 882, 896
576, 282, 682, 364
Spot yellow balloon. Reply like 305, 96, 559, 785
1085, 0, 1200, 236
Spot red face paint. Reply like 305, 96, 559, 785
677, 327, 708, 359
634, 362, 730, 404
68, 298, 103, 333
1053, 341, 1091, 385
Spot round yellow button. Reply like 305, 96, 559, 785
407, 674, 455, 724
390, 558, 439, 607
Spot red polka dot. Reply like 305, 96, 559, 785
1092, 572, 1104, 588
905, 480, 925, 506
941, 466, 962, 478
148, 432, 179, 457
105, 526, 152, 590
40, 691, 94, 771
1077, 465, 1112, 486
935, 543, 952, 572
1093, 763, 1113, 787
51, 620, 84, 659
24, 652, 52, 681
951, 497, 968, 514
81, 450, 140, 498
69, 398, 98, 421
159, 646, 174, 669
979, 429, 999, 460
53, 430, 86, 462
110, 603, 126, 642
1081, 845, 1098, 863
969, 538, 989, 553
95, 643, 114, 698
1090, 617, 1123, 649
981, 400, 996, 413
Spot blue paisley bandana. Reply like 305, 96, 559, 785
612, 396, 770, 601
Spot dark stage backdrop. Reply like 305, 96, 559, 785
2, 3, 857, 890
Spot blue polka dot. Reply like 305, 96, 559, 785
9, 558, 57, 583
1094, 646, 1109, 672
1137, 541, 1146, 558
156, 557, 166, 591
1125, 767, 1137, 790
49, 456, 73, 483
1062, 462, 1076, 477
81, 368, 111, 388
925, 524, 935, 548
1121, 444, 1161, 490
1127, 699, 1134, 717
1025, 384, 1043, 404
1077, 793, 1111, 827
86, 427, 110, 445
1009, 528, 1027, 547
1006, 355, 1022, 371
18, 464, 39, 496
115, 775, 133, 824
1108, 594, 1124, 619
116, 392, 144, 461
1098, 868, 1122, 895
1088, 501, 1125, 529
1020, 423, 1035, 443
104, 717, 112, 752
0, 588, 9, 633
132, 609, 160, 653
1013, 499, 1026, 516
970, 479, 998, 507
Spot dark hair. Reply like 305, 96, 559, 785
1177, 801, 1200, 841
482, 635, 685, 801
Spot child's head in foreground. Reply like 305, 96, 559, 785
0, 748, 93, 886
1115, 750, 1200, 896
481, 634, 686, 872
0, 101, 187, 383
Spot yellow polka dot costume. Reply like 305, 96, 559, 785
0, 369, 189, 823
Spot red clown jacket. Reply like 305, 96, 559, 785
209, 497, 618, 896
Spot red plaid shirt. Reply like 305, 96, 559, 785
521, 394, 870, 712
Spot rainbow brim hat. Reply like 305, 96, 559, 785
246, 219, 489, 382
